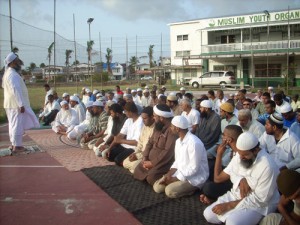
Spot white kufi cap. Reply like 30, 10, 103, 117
4, 52, 17, 66
62, 93, 69, 98
60, 100, 68, 106
70, 95, 79, 102
172, 116, 189, 129
280, 104, 292, 114
93, 101, 104, 107
85, 101, 93, 108
200, 100, 212, 108
236, 132, 259, 151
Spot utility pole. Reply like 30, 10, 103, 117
9, 0, 13, 51
73, 14, 78, 93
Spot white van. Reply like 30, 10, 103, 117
189, 71, 236, 88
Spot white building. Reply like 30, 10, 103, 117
169, 9, 300, 87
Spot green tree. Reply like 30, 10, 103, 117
148, 45, 155, 68
72, 60, 80, 65
87, 40, 94, 77
105, 48, 112, 74
65, 49, 73, 82
40, 63, 46, 68
27, 62, 37, 74
129, 56, 139, 75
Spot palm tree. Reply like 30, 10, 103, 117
12, 46, 19, 53
47, 42, 55, 81
27, 62, 37, 76
105, 48, 112, 75
129, 56, 139, 75
87, 40, 94, 77
40, 63, 46, 68
148, 45, 155, 68
65, 49, 73, 82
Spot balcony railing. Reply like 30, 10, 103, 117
202, 40, 300, 54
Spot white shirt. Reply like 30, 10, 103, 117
141, 96, 151, 107
237, 120, 265, 139
103, 116, 113, 142
74, 103, 86, 123
251, 108, 259, 120
39, 101, 60, 118
215, 97, 228, 114
53, 108, 79, 133
171, 132, 209, 187
275, 100, 291, 114
220, 150, 279, 219
45, 89, 53, 105
120, 116, 143, 149
181, 108, 200, 131
259, 129, 300, 170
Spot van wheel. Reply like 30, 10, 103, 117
192, 82, 199, 88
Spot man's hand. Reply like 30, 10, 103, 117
129, 153, 137, 162
20, 106, 25, 113
216, 140, 227, 156
142, 161, 153, 170
212, 202, 233, 215
239, 178, 252, 198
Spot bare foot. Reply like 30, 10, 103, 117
13, 146, 26, 152
199, 194, 213, 205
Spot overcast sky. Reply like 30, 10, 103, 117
0, 0, 299, 67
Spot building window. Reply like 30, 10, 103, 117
176, 51, 190, 57
221, 35, 235, 44
255, 64, 281, 77
177, 35, 188, 41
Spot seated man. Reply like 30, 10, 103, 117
181, 99, 200, 134
69, 95, 86, 123
204, 132, 280, 225
52, 100, 78, 134
257, 100, 276, 125
80, 101, 109, 148
123, 106, 155, 173
39, 94, 60, 125
237, 109, 265, 139
290, 111, 300, 137
260, 112, 300, 171
106, 102, 143, 166
242, 98, 259, 120
133, 104, 178, 185
200, 125, 243, 205
280, 104, 297, 128
259, 169, 300, 225
67, 101, 93, 140
153, 115, 209, 198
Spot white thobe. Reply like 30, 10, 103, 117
2, 67, 39, 146
73, 103, 86, 123
39, 101, 60, 118
67, 110, 92, 140
52, 108, 79, 133
141, 96, 151, 107
171, 132, 209, 188
44, 89, 53, 105
237, 120, 265, 139
259, 129, 300, 169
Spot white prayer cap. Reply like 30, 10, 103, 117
236, 132, 259, 151
145, 86, 149, 89
158, 94, 165, 99
229, 93, 234, 97
137, 88, 143, 92
269, 113, 284, 125
167, 95, 177, 101
200, 100, 212, 108
131, 89, 137, 93
73, 93, 80, 97
280, 104, 292, 114
86, 88, 92, 93
85, 101, 93, 108
82, 87, 86, 90
93, 101, 104, 107
168, 92, 177, 96
268, 86, 274, 90
234, 92, 239, 96
172, 115, 189, 129
153, 105, 173, 118
162, 86, 166, 88
143, 89, 149, 93
106, 100, 114, 107
96, 93, 102, 97
70, 95, 79, 102
62, 93, 69, 98
180, 87, 186, 91
93, 89, 99, 95
60, 100, 68, 106
4, 52, 17, 66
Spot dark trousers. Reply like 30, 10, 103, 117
108, 145, 134, 166
202, 180, 233, 201
43, 109, 59, 125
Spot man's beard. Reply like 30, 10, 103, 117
200, 111, 207, 118
113, 116, 120, 122
155, 121, 164, 131
240, 158, 255, 169
62, 109, 71, 117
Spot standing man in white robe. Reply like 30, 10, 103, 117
2, 52, 40, 152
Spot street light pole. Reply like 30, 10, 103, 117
264, 10, 270, 88
87, 18, 94, 89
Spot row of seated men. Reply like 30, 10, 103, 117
41, 85, 300, 225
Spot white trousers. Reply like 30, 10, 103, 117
203, 201, 263, 225
67, 123, 88, 140
6, 108, 24, 146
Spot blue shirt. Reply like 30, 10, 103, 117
290, 121, 300, 137
283, 116, 296, 128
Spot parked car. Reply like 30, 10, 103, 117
189, 71, 236, 88
141, 76, 153, 80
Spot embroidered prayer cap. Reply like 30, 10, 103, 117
172, 115, 189, 129
131, 89, 137, 93
277, 169, 300, 197
153, 104, 173, 118
93, 101, 104, 107
137, 88, 143, 92
93, 89, 99, 95
236, 132, 259, 151
180, 87, 186, 91
200, 100, 212, 108
62, 93, 69, 98
60, 100, 68, 106
4, 52, 17, 66
167, 95, 178, 101
280, 104, 292, 114
220, 102, 234, 113
85, 101, 94, 108
269, 113, 284, 125
70, 95, 79, 102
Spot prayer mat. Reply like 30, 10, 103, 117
82, 166, 213, 225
